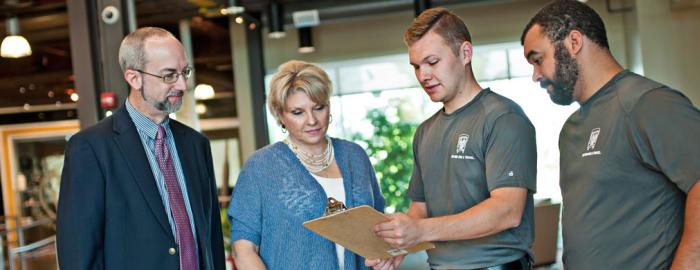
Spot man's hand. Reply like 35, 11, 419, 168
365, 255, 405, 270
374, 213, 424, 249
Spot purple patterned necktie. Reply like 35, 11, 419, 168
156, 125, 197, 270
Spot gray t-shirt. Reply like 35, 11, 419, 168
407, 89, 537, 269
560, 70, 700, 269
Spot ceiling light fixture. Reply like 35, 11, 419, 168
298, 27, 314, 54
194, 83, 215, 100
1, 17, 32, 58
414, 0, 431, 17
195, 104, 207, 114
268, 1, 286, 39
221, 0, 245, 15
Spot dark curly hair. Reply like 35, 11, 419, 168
521, 0, 609, 50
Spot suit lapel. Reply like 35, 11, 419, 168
112, 107, 173, 237
170, 122, 208, 251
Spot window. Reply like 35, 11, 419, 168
266, 43, 577, 210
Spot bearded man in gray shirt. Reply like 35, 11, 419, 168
367, 7, 537, 270
522, 1, 700, 269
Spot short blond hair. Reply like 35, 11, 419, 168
404, 7, 472, 56
268, 60, 332, 125
118, 27, 177, 72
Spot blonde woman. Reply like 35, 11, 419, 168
227, 60, 385, 270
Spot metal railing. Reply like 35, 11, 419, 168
0, 216, 57, 270
8, 235, 56, 270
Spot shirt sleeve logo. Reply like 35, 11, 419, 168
582, 127, 602, 157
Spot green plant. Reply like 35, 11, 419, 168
352, 108, 418, 213
220, 208, 231, 253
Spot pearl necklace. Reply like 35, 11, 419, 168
285, 136, 334, 173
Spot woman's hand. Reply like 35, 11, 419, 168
365, 255, 405, 270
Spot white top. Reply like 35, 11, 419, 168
312, 174, 346, 269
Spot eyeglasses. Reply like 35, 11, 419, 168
136, 68, 193, 84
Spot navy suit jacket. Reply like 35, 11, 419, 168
57, 105, 225, 270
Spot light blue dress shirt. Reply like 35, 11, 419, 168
125, 100, 199, 259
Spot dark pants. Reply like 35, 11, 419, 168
431, 255, 532, 270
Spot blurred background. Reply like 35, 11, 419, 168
0, 0, 698, 269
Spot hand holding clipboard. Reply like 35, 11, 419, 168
303, 197, 435, 259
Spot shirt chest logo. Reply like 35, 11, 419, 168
451, 134, 475, 160
582, 128, 602, 157
456, 134, 469, 153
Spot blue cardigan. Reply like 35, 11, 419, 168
228, 138, 385, 269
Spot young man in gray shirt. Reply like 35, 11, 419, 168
367, 7, 537, 270
522, 1, 700, 269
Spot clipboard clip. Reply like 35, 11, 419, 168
324, 197, 347, 216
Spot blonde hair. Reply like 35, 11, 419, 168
404, 7, 472, 56
118, 27, 177, 72
267, 60, 332, 125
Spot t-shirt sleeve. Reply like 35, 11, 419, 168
485, 112, 537, 192
630, 88, 700, 193
407, 125, 426, 202
227, 165, 262, 246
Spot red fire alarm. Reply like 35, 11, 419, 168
100, 92, 117, 108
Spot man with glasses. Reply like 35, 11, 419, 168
57, 27, 225, 270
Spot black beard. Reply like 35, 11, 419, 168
542, 41, 579, 106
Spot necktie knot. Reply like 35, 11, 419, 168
157, 125, 166, 141
156, 125, 169, 161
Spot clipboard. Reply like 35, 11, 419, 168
303, 197, 435, 259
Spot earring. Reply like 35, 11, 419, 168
281, 124, 287, 133
329, 114, 333, 124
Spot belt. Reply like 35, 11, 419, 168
432, 255, 531, 270
474, 256, 531, 270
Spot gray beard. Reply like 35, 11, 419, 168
140, 82, 183, 114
